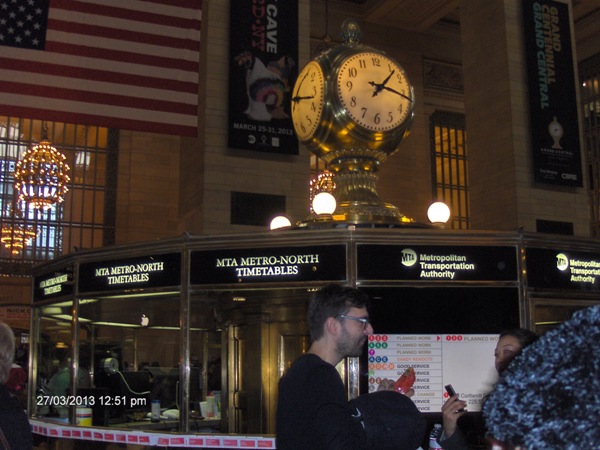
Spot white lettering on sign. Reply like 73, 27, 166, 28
94, 262, 165, 285
401, 249, 478, 279
555, 253, 600, 285
419, 255, 475, 279
40, 274, 68, 289
40, 274, 69, 295
215, 253, 320, 278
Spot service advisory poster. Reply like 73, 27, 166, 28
368, 334, 499, 413
522, 0, 583, 187
228, 0, 299, 154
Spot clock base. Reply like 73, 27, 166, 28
327, 161, 415, 225
333, 200, 414, 225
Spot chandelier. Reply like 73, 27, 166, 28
13, 135, 70, 210
0, 223, 37, 255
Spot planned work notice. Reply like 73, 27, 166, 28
367, 334, 498, 412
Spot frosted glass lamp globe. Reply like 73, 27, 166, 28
312, 192, 336, 215
427, 202, 451, 224
270, 216, 292, 230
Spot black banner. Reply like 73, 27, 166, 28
33, 267, 74, 302
78, 253, 181, 293
357, 245, 518, 282
190, 245, 347, 284
228, 0, 299, 154
526, 247, 600, 291
522, 0, 583, 186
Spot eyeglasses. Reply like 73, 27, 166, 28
335, 314, 370, 329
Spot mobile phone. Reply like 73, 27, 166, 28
445, 384, 465, 411
445, 384, 456, 396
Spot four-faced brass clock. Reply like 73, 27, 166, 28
291, 61, 325, 141
290, 22, 414, 153
290, 19, 416, 225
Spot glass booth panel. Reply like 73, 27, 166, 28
73, 295, 183, 428
35, 301, 92, 420
33, 290, 225, 433
530, 298, 600, 335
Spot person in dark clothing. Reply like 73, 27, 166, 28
276, 285, 419, 450
0, 321, 33, 449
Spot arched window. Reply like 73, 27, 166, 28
429, 111, 470, 229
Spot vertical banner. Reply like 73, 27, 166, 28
522, 0, 583, 187
228, 0, 299, 154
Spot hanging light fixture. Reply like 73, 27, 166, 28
13, 124, 70, 210
0, 222, 37, 255
0, 186, 38, 255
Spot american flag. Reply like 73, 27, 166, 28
0, 0, 201, 137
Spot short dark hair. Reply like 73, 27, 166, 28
499, 328, 539, 349
307, 284, 370, 341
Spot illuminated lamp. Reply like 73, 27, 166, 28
427, 202, 451, 225
270, 216, 292, 230
312, 192, 336, 216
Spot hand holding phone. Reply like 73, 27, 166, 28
441, 384, 467, 436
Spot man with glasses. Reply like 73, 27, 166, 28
276, 284, 375, 449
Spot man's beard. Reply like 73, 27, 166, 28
336, 326, 366, 358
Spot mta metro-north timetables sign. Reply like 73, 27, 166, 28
368, 334, 499, 413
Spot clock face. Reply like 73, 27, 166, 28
291, 61, 325, 141
336, 52, 413, 132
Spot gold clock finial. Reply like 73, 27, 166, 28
340, 18, 362, 44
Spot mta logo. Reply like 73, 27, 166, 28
556, 253, 569, 271
401, 249, 418, 267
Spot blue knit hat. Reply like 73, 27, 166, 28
483, 305, 600, 449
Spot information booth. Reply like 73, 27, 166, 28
28, 228, 600, 448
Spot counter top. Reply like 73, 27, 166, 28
115, 418, 221, 431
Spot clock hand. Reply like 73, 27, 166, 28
381, 86, 413, 102
381, 70, 395, 87
291, 94, 315, 102
368, 70, 396, 97
292, 71, 310, 110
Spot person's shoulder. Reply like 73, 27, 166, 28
286, 353, 320, 369
289, 353, 335, 374
281, 354, 335, 384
